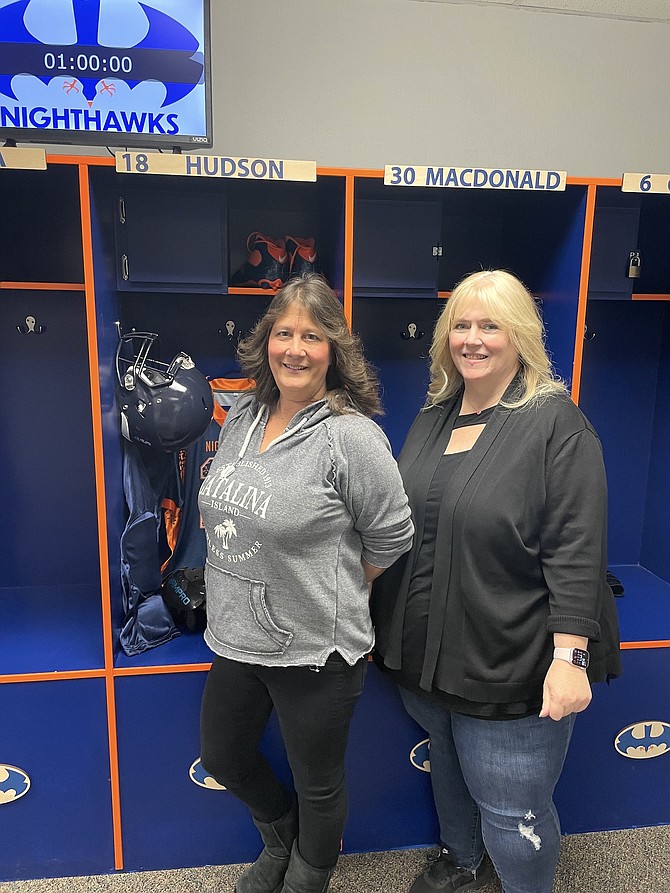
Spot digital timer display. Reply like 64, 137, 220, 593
0, 0, 213, 150
44, 52, 134, 75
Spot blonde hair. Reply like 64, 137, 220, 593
427, 269, 566, 409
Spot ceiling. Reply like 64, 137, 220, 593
402, 0, 670, 24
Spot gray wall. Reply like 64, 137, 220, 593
214, 0, 670, 177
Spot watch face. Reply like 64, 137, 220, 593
572, 648, 590, 669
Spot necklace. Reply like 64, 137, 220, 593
461, 399, 496, 416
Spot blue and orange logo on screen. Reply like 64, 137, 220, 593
614, 721, 670, 759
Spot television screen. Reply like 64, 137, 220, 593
0, 0, 213, 150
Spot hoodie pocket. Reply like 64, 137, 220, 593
205, 562, 293, 656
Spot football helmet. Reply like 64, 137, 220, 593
116, 332, 213, 452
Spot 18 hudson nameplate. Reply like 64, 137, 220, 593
116, 152, 316, 181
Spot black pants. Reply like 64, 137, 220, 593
200, 653, 367, 868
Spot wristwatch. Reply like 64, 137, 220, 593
553, 647, 590, 669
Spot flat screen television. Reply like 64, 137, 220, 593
0, 0, 213, 150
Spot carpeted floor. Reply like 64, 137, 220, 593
1, 826, 669, 892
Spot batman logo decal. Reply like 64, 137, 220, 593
614, 721, 670, 759
189, 757, 227, 790
0, 764, 31, 804
409, 738, 431, 772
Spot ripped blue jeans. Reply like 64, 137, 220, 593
400, 689, 576, 893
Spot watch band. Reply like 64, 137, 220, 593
553, 646, 590, 669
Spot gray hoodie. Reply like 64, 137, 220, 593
198, 394, 413, 667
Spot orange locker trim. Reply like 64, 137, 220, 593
0, 669, 105, 685
78, 164, 125, 871
571, 183, 597, 404
113, 663, 212, 677
621, 640, 670, 650
344, 175, 355, 326
1, 281, 85, 290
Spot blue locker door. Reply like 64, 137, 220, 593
354, 200, 442, 298
588, 206, 639, 300
0, 679, 114, 881
114, 671, 292, 871
344, 662, 439, 853
556, 648, 670, 833
115, 190, 227, 293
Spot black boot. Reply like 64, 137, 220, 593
280, 841, 335, 893
235, 802, 299, 893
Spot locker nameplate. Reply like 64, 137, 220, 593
384, 165, 566, 191
622, 173, 670, 195
116, 152, 317, 181
0, 147, 46, 170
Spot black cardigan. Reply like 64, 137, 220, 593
371, 385, 622, 705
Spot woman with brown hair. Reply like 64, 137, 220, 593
199, 274, 413, 893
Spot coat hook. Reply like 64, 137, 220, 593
401, 322, 424, 340
584, 324, 596, 341
17, 315, 45, 334
219, 320, 239, 341
115, 322, 140, 339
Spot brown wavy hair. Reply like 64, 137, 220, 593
237, 274, 382, 418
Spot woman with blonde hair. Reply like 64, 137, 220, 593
372, 269, 621, 893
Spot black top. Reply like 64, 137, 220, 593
371, 378, 622, 709
387, 405, 537, 718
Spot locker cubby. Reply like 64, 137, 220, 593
442, 186, 587, 386
225, 175, 347, 295
0, 288, 103, 674
0, 678, 114, 881
579, 297, 670, 642
352, 180, 587, 289
352, 180, 587, 385
0, 165, 83, 284
88, 166, 348, 667
588, 186, 670, 300
110, 172, 346, 295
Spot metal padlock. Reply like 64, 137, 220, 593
627, 250, 641, 279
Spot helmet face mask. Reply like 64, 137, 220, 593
116, 332, 213, 452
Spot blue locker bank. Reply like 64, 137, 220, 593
2, 158, 670, 882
